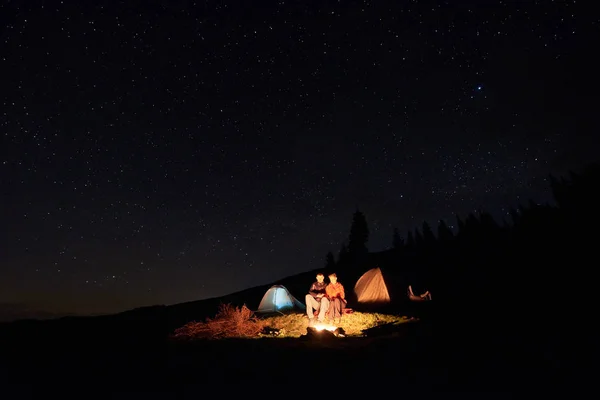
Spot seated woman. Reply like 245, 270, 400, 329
325, 273, 346, 324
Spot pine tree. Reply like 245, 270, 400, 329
348, 209, 369, 255
456, 214, 465, 234
465, 212, 479, 229
479, 211, 499, 231
528, 199, 538, 209
338, 243, 349, 265
437, 219, 454, 242
325, 251, 336, 270
406, 231, 415, 248
422, 221, 436, 243
414, 228, 424, 247
392, 227, 404, 249
549, 174, 565, 208
509, 207, 520, 226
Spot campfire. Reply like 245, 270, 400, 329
313, 323, 337, 332
305, 323, 346, 339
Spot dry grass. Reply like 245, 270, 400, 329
171, 303, 265, 340
259, 311, 409, 338
170, 303, 412, 340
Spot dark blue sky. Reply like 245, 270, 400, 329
1, 0, 597, 317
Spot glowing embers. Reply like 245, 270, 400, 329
305, 325, 346, 339
313, 323, 337, 332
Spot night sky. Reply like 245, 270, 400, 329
1, 0, 598, 317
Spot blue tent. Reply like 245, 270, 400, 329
256, 285, 305, 314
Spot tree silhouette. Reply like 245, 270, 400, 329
338, 243, 349, 265
549, 173, 567, 209
509, 207, 520, 226
348, 209, 369, 256
392, 227, 404, 249
478, 211, 499, 231
465, 212, 479, 230
422, 221, 436, 244
333, 162, 600, 344
406, 231, 415, 249
325, 251, 336, 270
414, 228, 424, 248
437, 219, 454, 242
528, 199, 538, 209
455, 214, 465, 235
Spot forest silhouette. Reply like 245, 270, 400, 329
327, 163, 598, 317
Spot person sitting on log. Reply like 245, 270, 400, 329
325, 273, 346, 324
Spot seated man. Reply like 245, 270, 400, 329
325, 273, 346, 324
305, 272, 329, 324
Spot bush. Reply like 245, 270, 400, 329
171, 303, 265, 340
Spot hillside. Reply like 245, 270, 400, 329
0, 259, 382, 341
1, 164, 598, 397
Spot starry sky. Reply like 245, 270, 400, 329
1, 0, 598, 317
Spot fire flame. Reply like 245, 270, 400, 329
313, 323, 337, 332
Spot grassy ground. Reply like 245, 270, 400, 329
170, 303, 413, 340
257, 310, 411, 337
